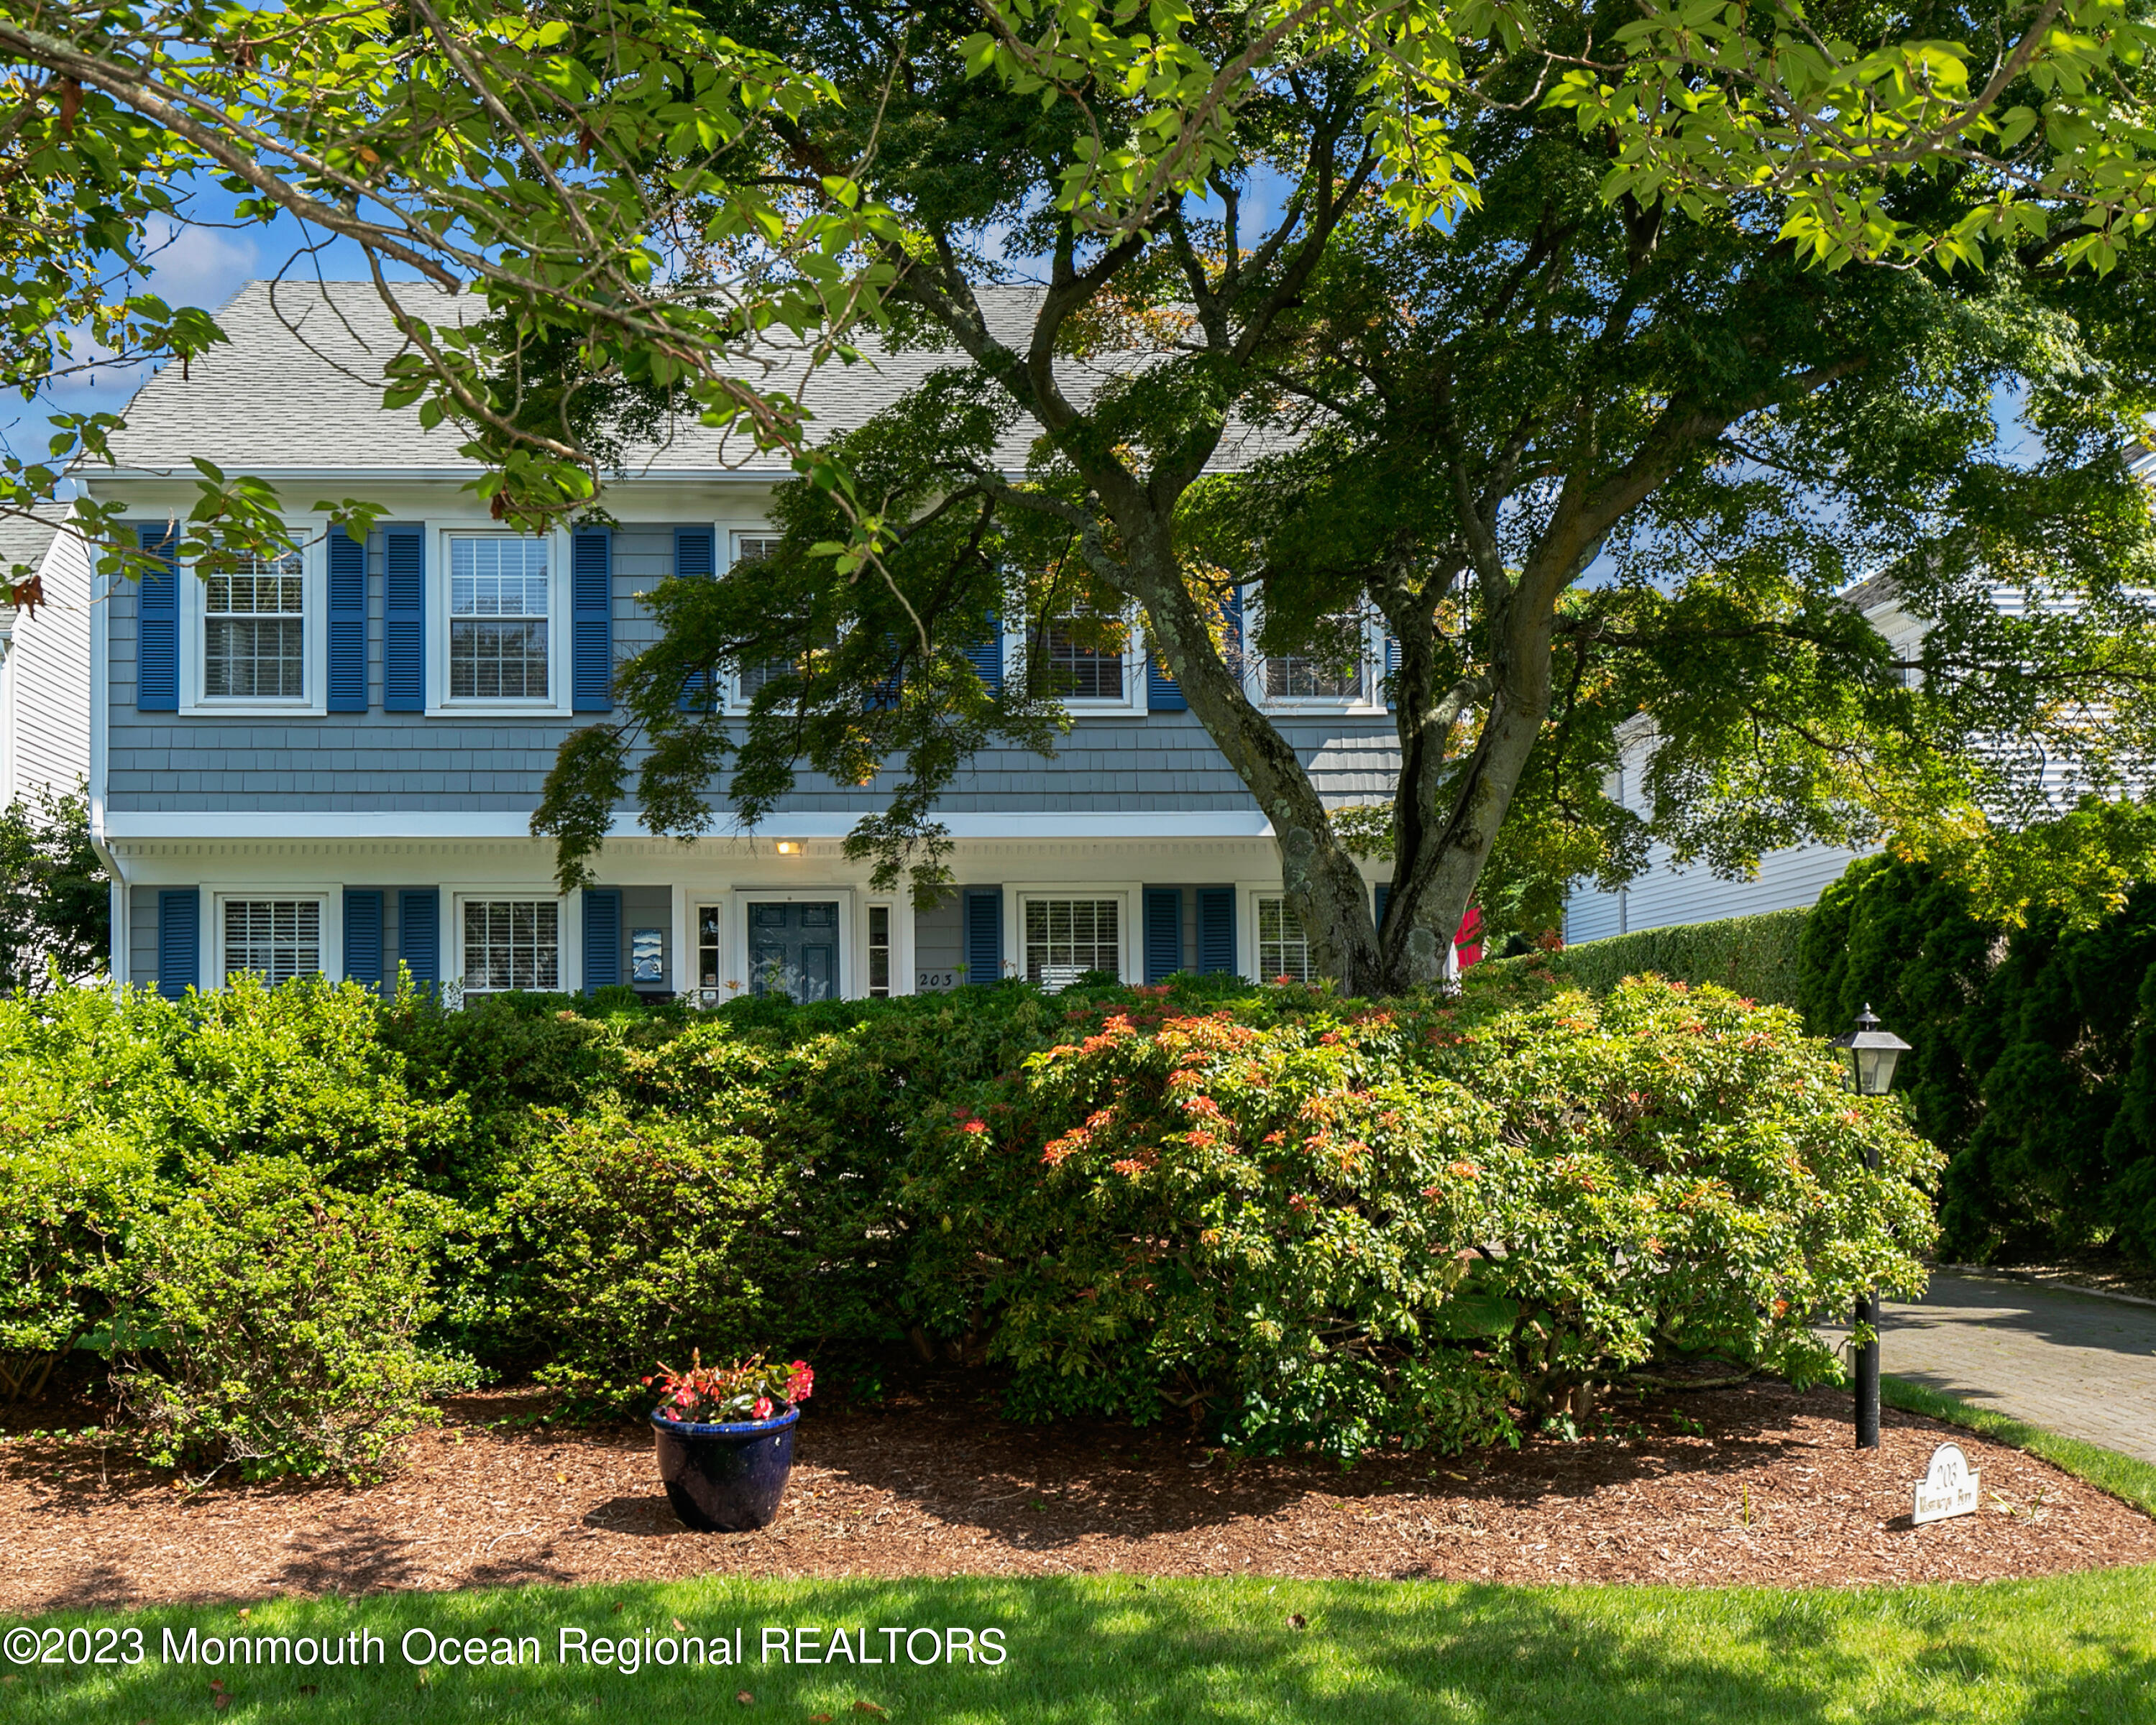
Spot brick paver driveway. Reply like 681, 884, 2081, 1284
1834, 1272, 2156, 1464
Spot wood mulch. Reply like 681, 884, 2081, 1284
4, 1373, 2153, 1614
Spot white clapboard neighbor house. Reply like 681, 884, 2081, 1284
86, 280, 1413, 1002
1561, 571, 2082, 943
0, 508, 93, 809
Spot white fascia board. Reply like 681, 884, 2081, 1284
101, 809, 1280, 841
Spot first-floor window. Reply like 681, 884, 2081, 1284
449, 536, 550, 699
1257, 896, 1313, 983
867, 903, 892, 997
697, 904, 723, 1000
205, 550, 306, 699
462, 899, 559, 993
1024, 897, 1120, 988
224, 898, 321, 984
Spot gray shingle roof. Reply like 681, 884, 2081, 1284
102, 280, 1285, 479
0, 509, 60, 574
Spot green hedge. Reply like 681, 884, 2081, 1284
0, 969, 1936, 1472
1796, 851, 2156, 1265
1481, 907, 1811, 1008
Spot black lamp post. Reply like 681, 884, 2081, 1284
1829, 1004, 1912, 1450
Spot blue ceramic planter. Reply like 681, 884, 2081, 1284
650, 1403, 799, 1532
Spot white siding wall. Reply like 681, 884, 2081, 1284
4, 522, 91, 801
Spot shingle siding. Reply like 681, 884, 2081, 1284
106, 557, 1398, 815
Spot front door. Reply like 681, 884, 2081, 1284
748, 901, 839, 1001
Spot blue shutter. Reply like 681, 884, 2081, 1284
1223, 587, 1243, 668
964, 615, 1003, 695
583, 888, 622, 993
135, 524, 178, 712
383, 524, 425, 711
1383, 635, 1400, 707
1143, 887, 1183, 982
328, 526, 368, 711
156, 888, 198, 998
675, 526, 717, 710
1197, 886, 1235, 975
1375, 883, 1391, 928
1147, 651, 1187, 712
572, 526, 613, 711
344, 890, 384, 992
963, 887, 1003, 985
398, 888, 439, 989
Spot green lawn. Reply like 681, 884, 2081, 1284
9, 1376, 2154, 1723
4, 1567, 2155, 1724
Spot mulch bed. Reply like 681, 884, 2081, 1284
5, 1374, 2153, 1614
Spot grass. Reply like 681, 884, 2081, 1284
4, 1568, 2155, 1724
1879, 1373, 2156, 1517
6, 1385, 2152, 1723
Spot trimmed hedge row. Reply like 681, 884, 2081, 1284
1480, 908, 1811, 1009
0, 969, 1936, 1477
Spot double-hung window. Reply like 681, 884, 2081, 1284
1023, 896, 1121, 988
449, 537, 551, 700
1264, 615, 1367, 702
1029, 604, 1130, 702
1257, 896, 1314, 983
730, 536, 799, 704
224, 898, 322, 985
204, 551, 306, 700
462, 899, 560, 993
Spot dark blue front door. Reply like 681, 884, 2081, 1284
748, 901, 838, 1000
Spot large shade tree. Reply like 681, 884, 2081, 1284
528, 0, 2156, 988
13, 0, 2156, 983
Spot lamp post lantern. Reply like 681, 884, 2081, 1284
1829, 1004, 1912, 1450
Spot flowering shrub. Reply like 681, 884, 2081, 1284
646, 1351, 814, 1424
888, 973, 1938, 1458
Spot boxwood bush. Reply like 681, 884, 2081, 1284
0, 967, 1937, 1471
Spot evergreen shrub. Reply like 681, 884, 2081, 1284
0, 969, 1937, 1463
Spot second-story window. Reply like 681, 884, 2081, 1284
449, 537, 550, 699
1032, 607, 1127, 700
204, 551, 306, 699
1265, 620, 1367, 701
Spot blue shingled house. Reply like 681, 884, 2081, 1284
87, 282, 1405, 1003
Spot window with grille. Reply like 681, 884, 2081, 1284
868, 903, 892, 997
223, 898, 321, 984
461, 900, 560, 993
1023, 897, 1120, 988
1257, 896, 1313, 983
697, 903, 723, 1000
1032, 612, 1125, 699
730, 537, 802, 702
1265, 639, 1365, 699
449, 537, 550, 699
204, 551, 306, 699
1263, 610, 1369, 701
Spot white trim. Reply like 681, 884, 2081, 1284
449, 889, 572, 995
1007, 882, 1140, 985
180, 525, 327, 717
207, 887, 340, 990
102, 809, 1283, 840
1239, 587, 1387, 717
426, 525, 572, 718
